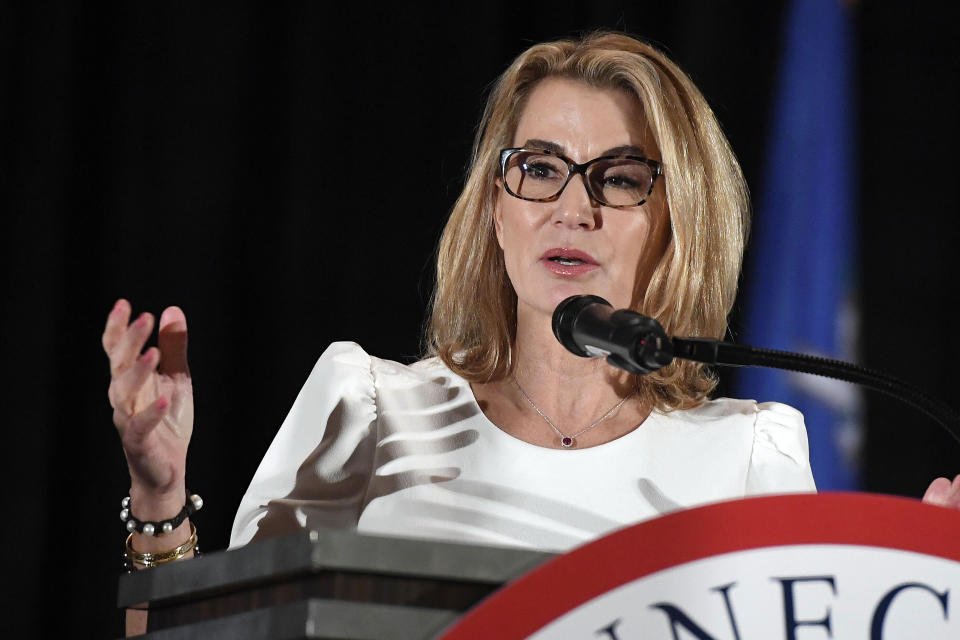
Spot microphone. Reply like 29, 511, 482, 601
552, 295, 675, 375
552, 298, 960, 445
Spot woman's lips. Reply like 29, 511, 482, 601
540, 248, 600, 277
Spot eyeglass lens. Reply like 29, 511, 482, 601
503, 151, 654, 206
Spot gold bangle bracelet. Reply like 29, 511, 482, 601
125, 522, 198, 568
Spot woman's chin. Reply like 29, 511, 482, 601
540, 284, 625, 316
515, 279, 631, 320
545, 284, 593, 310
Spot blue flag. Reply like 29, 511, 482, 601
735, 0, 860, 490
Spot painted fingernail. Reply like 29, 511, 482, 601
113, 299, 127, 312
156, 396, 168, 410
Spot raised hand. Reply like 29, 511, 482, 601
103, 299, 194, 507
922, 474, 960, 510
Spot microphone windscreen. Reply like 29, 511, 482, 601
552, 294, 611, 357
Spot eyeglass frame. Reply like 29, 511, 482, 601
498, 147, 664, 208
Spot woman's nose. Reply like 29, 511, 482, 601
552, 174, 600, 229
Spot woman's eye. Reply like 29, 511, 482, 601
603, 174, 640, 189
522, 162, 560, 180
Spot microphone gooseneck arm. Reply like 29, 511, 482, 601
553, 295, 960, 445
674, 338, 960, 444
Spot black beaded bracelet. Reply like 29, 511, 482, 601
120, 490, 203, 536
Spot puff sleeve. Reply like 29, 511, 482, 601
745, 401, 818, 495
229, 342, 378, 548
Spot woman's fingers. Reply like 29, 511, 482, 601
108, 311, 155, 377
923, 477, 950, 504
922, 474, 960, 508
158, 306, 189, 376
102, 299, 131, 354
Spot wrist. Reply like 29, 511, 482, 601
128, 483, 187, 520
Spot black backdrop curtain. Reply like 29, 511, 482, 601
2, 2, 957, 635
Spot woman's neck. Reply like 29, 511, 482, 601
511, 305, 634, 420
469, 303, 649, 449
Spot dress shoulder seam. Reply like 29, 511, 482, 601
359, 349, 380, 513
743, 399, 761, 495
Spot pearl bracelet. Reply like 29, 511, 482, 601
120, 491, 203, 536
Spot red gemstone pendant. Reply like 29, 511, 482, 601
560, 436, 574, 448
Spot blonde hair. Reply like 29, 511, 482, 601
426, 31, 749, 411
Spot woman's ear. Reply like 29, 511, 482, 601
493, 180, 505, 250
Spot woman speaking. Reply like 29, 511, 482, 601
103, 32, 960, 569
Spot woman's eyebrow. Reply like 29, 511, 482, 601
601, 144, 647, 157
521, 139, 648, 158
523, 139, 565, 153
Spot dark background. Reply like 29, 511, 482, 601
2, 2, 957, 635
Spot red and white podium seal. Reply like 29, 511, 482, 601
440, 493, 960, 639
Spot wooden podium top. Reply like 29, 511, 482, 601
118, 525, 553, 638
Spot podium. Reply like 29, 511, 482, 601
117, 525, 554, 639
119, 493, 960, 639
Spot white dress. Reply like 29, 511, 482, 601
230, 342, 816, 552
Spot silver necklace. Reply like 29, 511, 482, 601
513, 378, 634, 448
